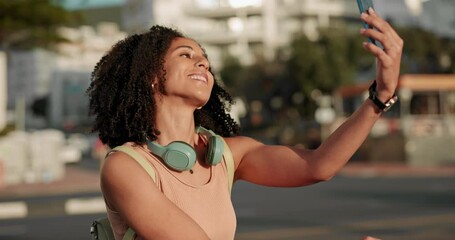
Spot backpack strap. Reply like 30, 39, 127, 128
108, 142, 234, 240
112, 145, 157, 183
112, 142, 234, 192
221, 138, 234, 194
110, 145, 158, 240
122, 228, 136, 240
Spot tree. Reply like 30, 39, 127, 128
219, 26, 455, 125
0, 0, 80, 50
218, 53, 244, 95
219, 53, 284, 101
284, 29, 372, 117
397, 27, 455, 74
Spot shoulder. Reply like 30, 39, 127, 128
223, 135, 264, 152
222, 136, 264, 166
101, 146, 158, 197
101, 149, 139, 188
101, 145, 162, 210
101, 144, 155, 178
102, 146, 140, 174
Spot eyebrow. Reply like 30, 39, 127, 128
174, 45, 208, 60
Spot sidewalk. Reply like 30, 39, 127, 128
1, 162, 455, 200
0, 166, 101, 200
0, 163, 455, 220
340, 162, 455, 178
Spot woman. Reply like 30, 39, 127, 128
87, 8, 402, 240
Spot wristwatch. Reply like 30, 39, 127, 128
368, 80, 398, 112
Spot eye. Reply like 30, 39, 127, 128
180, 52, 192, 58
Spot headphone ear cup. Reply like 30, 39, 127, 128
148, 141, 197, 171
205, 135, 224, 165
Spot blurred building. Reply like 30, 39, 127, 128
49, 23, 127, 130
334, 74, 455, 166
5, 23, 127, 130
122, 0, 455, 69
0, 129, 71, 186
5, 0, 128, 130
7, 50, 56, 111
59, 0, 126, 30
376, 0, 455, 39
124, 0, 362, 68
49, 71, 92, 130
0, 52, 6, 132
123, 0, 154, 34
1, 4, 128, 184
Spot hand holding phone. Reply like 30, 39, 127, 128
356, 0, 377, 46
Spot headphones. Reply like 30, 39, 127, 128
147, 126, 224, 171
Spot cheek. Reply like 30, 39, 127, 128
163, 65, 182, 83
209, 74, 215, 87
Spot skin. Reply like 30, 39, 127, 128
101, 8, 402, 240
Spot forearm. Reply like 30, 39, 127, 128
311, 99, 382, 179
308, 7, 403, 179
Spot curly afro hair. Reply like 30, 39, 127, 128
87, 25, 240, 148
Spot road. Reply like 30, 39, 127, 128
0, 174, 454, 240
233, 176, 455, 240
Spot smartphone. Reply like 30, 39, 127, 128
356, 0, 377, 45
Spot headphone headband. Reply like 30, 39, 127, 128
147, 126, 224, 171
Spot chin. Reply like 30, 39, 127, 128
194, 99, 209, 110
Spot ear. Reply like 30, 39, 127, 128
149, 75, 158, 90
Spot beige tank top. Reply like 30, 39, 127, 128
105, 141, 237, 240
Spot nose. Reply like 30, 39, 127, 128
196, 57, 209, 70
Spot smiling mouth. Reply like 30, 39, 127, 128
188, 74, 208, 84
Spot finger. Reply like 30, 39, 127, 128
367, 8, 403, 43
362, 8, 402, 43
359, 9, 404, 57
361, 8, 389, 33
362, 42, 393, 66
360, 14, 398, 51
360, 28, 400, 56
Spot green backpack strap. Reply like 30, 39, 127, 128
111, 145, 158, 240
115, 142, 234, 193
91, 217, 115, 240
113, 145, 157, 183
104, 142, 234, 240
221, 138, 234, 194
122, 228, 136, 240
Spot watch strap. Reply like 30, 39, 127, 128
368, 80, 398, 112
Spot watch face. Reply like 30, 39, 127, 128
383, 105, 392, 112
383, 95, 398, 112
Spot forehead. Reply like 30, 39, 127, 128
168, 37, 206, 54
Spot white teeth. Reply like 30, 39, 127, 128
189, 75, 207, 83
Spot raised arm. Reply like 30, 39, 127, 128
229, 8, 403, 187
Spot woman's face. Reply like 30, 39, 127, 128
159, 37, 214, 108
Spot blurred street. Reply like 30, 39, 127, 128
0, 157, 454, 240
233, 174, 455, 240
1, 0, 455, 239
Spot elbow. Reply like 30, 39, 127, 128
304, 152, 340, 183
314, 175, 334, 183
295, 170, 335, 186
309, 169, 336, 183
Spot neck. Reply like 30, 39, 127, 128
154, 98, 199, 146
